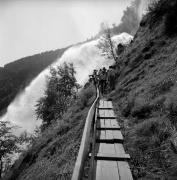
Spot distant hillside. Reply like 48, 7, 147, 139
0, 48, 67, 115
110, 0, 177, 179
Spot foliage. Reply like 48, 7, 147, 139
97, 24, 117, 62
35, 63, 80, 127
0, 121, 19, 178
0, 48, 66, 115
3, 84, 95, 180
77, 84, 95, 109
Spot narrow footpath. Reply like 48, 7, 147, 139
93, 99, 133, 180
72, 96, 133, 180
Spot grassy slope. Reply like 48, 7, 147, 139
4, 85, 95, 180
110, 1, 177, 179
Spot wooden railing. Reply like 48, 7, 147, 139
71, 88, 99, 180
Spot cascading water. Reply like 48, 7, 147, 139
0, 33, 133, 135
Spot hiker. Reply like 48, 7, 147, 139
107, 66, 116, 91
99, 67, 107, 94
117, 43, 125, 55
93, 69, 98, 88
89, 69, 98, 89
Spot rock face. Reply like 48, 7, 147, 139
111, 0, 177, 179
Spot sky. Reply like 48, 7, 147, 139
0, 0, 132, 66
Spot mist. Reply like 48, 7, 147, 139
0, 33, 133, 135
0, 0, 132, 66
110, 0, 154, 35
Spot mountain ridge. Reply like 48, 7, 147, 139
0, 48, 67, 115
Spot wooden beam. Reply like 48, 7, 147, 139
98, 107, 113, 110
98, 116, 116, 119
97, 127, 121, 130
94, 153, 130, 161
96, 139, 124, 143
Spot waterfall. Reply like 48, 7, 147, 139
0, 33, 133, 135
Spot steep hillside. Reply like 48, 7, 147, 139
3, 85, 95, 180
110, 0, 177, 179
0, 48, 66, 115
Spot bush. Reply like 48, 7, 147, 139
131, 97, 152, 119
77, 85, 95, 109
121, 95, 135, 117
150, 78, 174, 98
128, 117, 173, 178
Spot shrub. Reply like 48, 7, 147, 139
150, 78, 174, 98
131, 96, 152, 119
77, 85, 95, 109
128, 117, 173, 178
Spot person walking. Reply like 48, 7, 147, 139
107, 66, 116, 91
98, 67, 107, 95
89, 69, 98, 89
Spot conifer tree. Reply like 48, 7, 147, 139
0, 121, 19, 178
36, 63, 80, 127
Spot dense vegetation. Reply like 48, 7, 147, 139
0, 48, 66, 116
36, 63, 80, 129
109, 0, 177, 179
3, 62, 96, 180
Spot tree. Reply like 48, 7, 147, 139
0, 121, 19, 178
35, 63, 80, 127
97, 24, 117, 62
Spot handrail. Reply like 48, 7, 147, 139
71, 87, 99, 180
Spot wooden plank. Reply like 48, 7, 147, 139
95, 160, 102, 180
114, 143, 125, 154
105, 119, 111, 129
100, 130, 106, 140
106, 129, 114, 141
95, 153, 130, 161
104, 109, 109, 117
108, 109, 116, 118
112, 130, 123, 141
117, 161, 133, 180
99, 100, 104, 108
98, 143, 115, 154
98, 116, 116, 119
111, 119, 120, 129
99, 119, 105, 129
97, 119, 120, 130
98, 107, 112, 110
96, 160, 120, 180
97, 129, 123, 143
98, 109, 105, 117
96, 130, 124, 143
107, 101, 113, 109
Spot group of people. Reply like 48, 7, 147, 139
89, 66, 116, 94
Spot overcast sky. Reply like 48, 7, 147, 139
0, 0, 132, 66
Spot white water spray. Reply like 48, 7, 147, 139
0, 33, 133, 135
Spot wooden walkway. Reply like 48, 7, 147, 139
94, 99, 133, 180
71, 92, 133, 180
